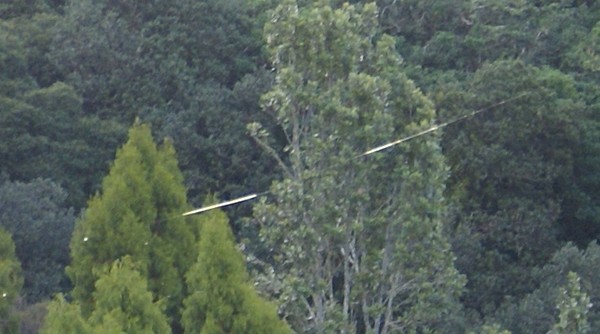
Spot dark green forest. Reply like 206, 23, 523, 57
1, 0, 599, 333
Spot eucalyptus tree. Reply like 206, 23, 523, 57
250, 1, 465, 332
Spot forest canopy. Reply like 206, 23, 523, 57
0, 0, 599, 333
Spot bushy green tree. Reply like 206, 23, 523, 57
565, 105, 600, 245
0, 0, 64, 19
0, 79, 127, 208
0, 12, 126, 208
0, 227, 23, 334
438, 60, 581, 315
488, 242, 600, 333
464, 0, 538, 66
66, 123, 197, 328
377, 0, 471, 45
534, 1, 600, 71
557, 17, 600, 246
0, 19, 36, 96
376, 0, 473, 70
146, 71, 279, 212
51, 0, 268, 120
368, 0, 600, 76
0, 178, 74, 302
9, 12, 63, 87
550, 271, 591, 334
51, 0, 279, 222
250, 1, 465, 332
182, 204, 290, 334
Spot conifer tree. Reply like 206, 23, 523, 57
43, 257, 171, 334
0, 227, 22, 334
88, 256, 171, 333
182, 204, 291, 334
41, 295, 91, 334
66, 123, 197, 327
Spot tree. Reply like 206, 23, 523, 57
558, 20, 600, 246
376, 0, 473, 70
550, 271, 591, 334
10, 12, 64, 87
89, 256, 171, 334
20, 82, 119, 207
0, 11, 126, 209
66, 123, 197, 329
0, 227, 23, 334
41, 295, 91, 334
533, 1, 600, 71
487, 242, 600, 333
50, 0, 278, 218
50, 0, 268, 121
0, 178, 75, 302
437, 60, 581, 315
0, 0, 64, 19
250, 1, 465, 332
0, 18, 36, 96
146, 71, 279, 213
0, 80, 127, 209
182, 202, 291, 334
377, 0, 471, 45
564, 103, 600, 245
43, 257, 171, 334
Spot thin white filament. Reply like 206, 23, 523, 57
182, 194, 258, 216
361, 93, 528, 156
362, 124, 441, 156
181, 93, 528, 215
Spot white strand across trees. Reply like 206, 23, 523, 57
182, 93, 528, 216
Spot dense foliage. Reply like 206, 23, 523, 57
42, 257, 171, 334
0, 226, 22, 334
41, 123, 287, 333
0, 178, 74, 302
182, 201, 290, 333
63, 123, 197, 331
0, 0, 599, 333
251, 1, 464, 332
